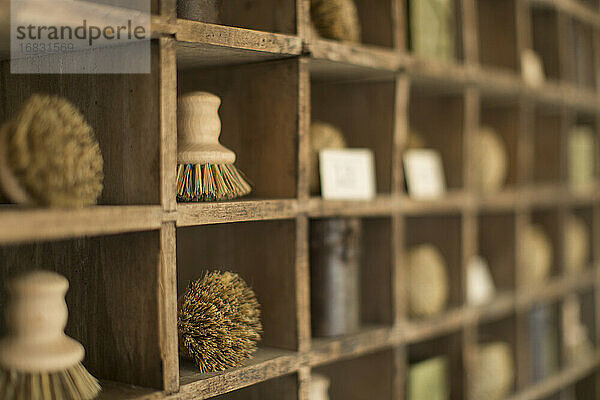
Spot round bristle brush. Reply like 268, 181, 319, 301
0, 94, 103, 207
0, 270, 101, 400
177, 92, 252, 202
178, 270, 262, 373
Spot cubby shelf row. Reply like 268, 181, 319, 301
146, 17, 600, 113
2, 186, 598, 244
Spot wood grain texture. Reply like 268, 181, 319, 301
160, 37, 178, 212
178, 348, 299, 399
0, 206, 163, 244
159, 223, 179, 393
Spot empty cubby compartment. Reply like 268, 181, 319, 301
476, 0, 519, 71
313, 349, 395, 400
478, 212, 517, 293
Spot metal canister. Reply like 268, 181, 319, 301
310, 218, 361, 337
177, 0, 220, 24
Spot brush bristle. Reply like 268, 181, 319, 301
176, 163, 252, 202
178, 270, 262, 373
0, 363, 101, 400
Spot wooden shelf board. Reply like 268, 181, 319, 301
401, 191, 472, 215
476, 189, 521, 212
470, 291, 517, 324
403, 307, 470, 343
177, 347, 299, 400
175, 20, 302, 69
516, 269, 597, 310
99, 380, 164, 400
176, 199, 298, 227
306, 38, 402, 80
0, 205, 164, 244
307, 195, 398, 218
506, 354, 600, 400
528, 0, 600, 28
308, 325, 398, 367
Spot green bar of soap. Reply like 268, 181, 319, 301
409, 0, 455, 61
568, 126, 595, 190
408, 356, 449, 400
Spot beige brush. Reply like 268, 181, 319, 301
0, 270, 100, 400
0, 94, 103, 207
176, 92, 252, 202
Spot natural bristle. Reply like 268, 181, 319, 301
176, 163, 252, 202
0, 363, 101, 400
178, 270, 262, 373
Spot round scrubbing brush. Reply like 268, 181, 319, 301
407, 244, 449, 318
473, 126, 508, 193
310, 0, 361, 42
519, 224, 552, 286
177, 270, 262, 373
309, 121, 347, 194
0, 270, 101, 400
565, 214, 589, 274
0, 95, 103, 207
472, 342, 514, 400
177, 92, 252, 202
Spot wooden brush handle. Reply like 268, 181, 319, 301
0, 270, 84, 372
177, 91, 236, 165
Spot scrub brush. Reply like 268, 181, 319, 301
176, 92, 251, 202
178, 270, 262, 372
0, 94, 103, 207
0, 270, 101, 400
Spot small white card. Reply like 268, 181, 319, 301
403, 149, 446, 199
319, 149, 376, 200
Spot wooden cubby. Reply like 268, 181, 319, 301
477, 314, 519, 397
1, 0, 600, 399
478, 212, 517, 293
313, 350, 395, 400
407, 331, 465, 399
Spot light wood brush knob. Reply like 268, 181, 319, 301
0, 271, 84, 372
177, 91, 236, 165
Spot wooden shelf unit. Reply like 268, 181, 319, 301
2, 0, 600, 399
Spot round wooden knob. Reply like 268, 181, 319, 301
0, 270, 84, 372
178, 91, 236, 165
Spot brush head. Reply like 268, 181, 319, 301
407, 244, 449, 318
309, 122, 346, 194
310, 0, 361, 42
177, 92, 252, 201
519, 224, 552, 286
0, 95, 103, 207
178, 270, 262, 373
472, 342, 514, 400
0, 363, 101, 400
176, 163, 251, 202
473, 126, 507, 193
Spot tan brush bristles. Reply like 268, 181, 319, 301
177, 92, 252, 202
310, 0, 361, 42
0, 271, 101, 400
177, 270, 262, 373
0, 94, 103, 207
176, 164, 252, 202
